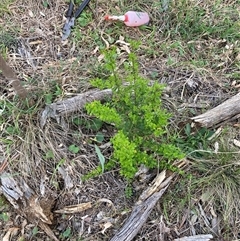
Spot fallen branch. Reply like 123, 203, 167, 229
40, 89, 112, 128
191, 93, 240, 128
110, 160, 187, 241
0, 54, 28, 100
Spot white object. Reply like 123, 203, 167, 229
105, 11, 150, 27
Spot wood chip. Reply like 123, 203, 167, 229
233, 139, 240, 148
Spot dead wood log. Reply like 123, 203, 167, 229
110, 160, 187, 241
191, 93, 240, 128
40, 89, 112, 128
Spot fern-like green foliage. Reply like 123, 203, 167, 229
86, 43, 184, 180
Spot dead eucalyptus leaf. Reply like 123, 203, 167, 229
101, 222, 113, 234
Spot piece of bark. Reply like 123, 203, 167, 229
174, 234, 213, 241
191, 93, 240, 127
110, 160, 187, 241
110, 172, 174, 241
40, 89, 112, 128
54, 202, 92, 214
0, 54, 28, 99
0, 172, 59, 241
110, 171, 170, 241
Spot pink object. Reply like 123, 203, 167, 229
105, 11, 150, 27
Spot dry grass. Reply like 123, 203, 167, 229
0, 0, 240, 240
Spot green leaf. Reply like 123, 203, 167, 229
77, 12, 92, 27
0, 212, 9, 222
55, 84, 62, 96
45, 93, 53, 104
45, 150, 54, 159
62, 227, 71, 238
42, 0, 49, 7
6, 126, 16, 134
32, 226, 38, 236
125, 185, 133, 198
86, 102, 121, 127
72, 117, 84, 125
185, 123, 191, 136
86, 118, 103, 131
68, 144, 80, 154
96, 132, 104, 142
95, 144, 105, 173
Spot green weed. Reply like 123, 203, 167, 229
175, 123, 215, 158
81, 166, 102, 181
44, 83, 63, 104
125, 185, 133, 199
44, 150, 55, 160
61, 227, 72, 239
167, 125, 240, 238
42, 1, 49, 8
68, 144, 80, 154
31, 226, 39, 237
0, 30, 17, 56
86, 44, 184, 181
0, 196, 9, 223
0, 0, 15, 16
77, 11, 92, 27
73, 117, 103, 130
0, 212, 9, 222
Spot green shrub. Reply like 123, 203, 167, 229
86, 44, 184, 180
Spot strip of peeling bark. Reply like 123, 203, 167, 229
0, 54, 28, 100
173, 234, 213, 241
191, 93, 240, 128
